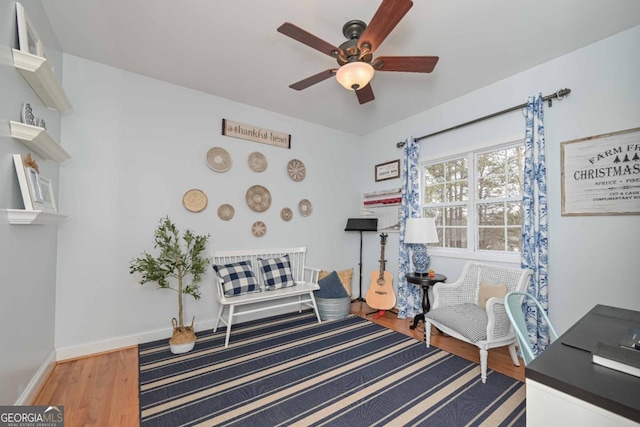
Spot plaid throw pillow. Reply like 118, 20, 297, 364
258, 255, 296, 290
213, 261, 261, 297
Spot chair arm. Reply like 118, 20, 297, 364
432, 281, 475, 309
485, 297, 512, 340
303, 266, 320, 284
213, 274, 225, 301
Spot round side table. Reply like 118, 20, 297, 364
406, 273, 447, 330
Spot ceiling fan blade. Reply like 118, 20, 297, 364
358, 0, 413, 54
278, 22, 342, 58
374, 56, 439, 73
356, 84, 375, 104
289, 69, 336, 91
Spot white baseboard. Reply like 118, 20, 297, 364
15, 349, 56, 405
55, 318, 218, 361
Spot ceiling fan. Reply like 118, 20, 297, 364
277, 0, 438, 105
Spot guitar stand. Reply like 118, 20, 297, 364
366, 308, 398, 318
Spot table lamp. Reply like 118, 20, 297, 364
404, 217, 439, 276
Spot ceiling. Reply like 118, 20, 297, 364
41, 0, 640, 135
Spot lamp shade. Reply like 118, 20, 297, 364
404, 217, 438, 244
335, 62, 374, 91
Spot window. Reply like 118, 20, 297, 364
421, 142, 525, 256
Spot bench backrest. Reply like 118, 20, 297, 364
211, 247, 308, 289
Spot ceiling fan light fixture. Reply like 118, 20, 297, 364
336, 62, 374, 91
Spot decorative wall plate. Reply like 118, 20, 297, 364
280, 207, 293, 222
206, 147, 232, 172
217, 204, 235, 221
21, 102, 35, 126
248, 151, 268, 172
183, 189, 207, 212
298, 199, 312, 217
287, 159, 306, 182
252, 221, 267, 237
245, 185, 272, 212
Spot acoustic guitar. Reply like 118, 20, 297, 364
366, 233, 396, 311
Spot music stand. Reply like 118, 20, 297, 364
345, 218, 378, 303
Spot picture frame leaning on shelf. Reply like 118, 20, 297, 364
16, 2, 46, 57
13, 154, 58, 213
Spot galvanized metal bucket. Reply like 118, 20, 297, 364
315, 296, 351, 321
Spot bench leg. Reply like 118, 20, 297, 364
309, 293, 321, 323
213, 305, 224, 333
224, 305, 235, 348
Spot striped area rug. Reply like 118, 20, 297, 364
139, 312, 526, 426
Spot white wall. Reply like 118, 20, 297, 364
359, 25, 640, 334
54, 55, 363, 351
0, 0, 64, 405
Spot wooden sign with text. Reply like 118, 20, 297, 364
222, 119, 291, 149
561, 127, 640, 216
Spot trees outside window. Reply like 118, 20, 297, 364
421, 143, 524, 254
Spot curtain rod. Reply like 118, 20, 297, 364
396, 88, 571, 148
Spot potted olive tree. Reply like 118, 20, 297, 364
130, 217, 210, 354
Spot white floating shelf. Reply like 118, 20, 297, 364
10, 121, 71, 162
5, 209, 67, 225
12, 49, 72, 112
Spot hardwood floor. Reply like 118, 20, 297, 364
32, 303, 524, 426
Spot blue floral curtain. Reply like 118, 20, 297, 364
397, 137, 422, 318
522, 93, 550, 354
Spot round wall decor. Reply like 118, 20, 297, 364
206, 147, 232, 172
245, 185, 272, 212
287, 159, 306, 182
298, 199, 312, 217
252, 221, 267, 237
248, 152, 268, 172
217, 204, 235, 221
280, 207, 293, 222
183, 189, 208, 212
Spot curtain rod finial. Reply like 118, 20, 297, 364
396, 141, 405, 148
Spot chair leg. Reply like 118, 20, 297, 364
508, 343, 521, 367
224, 305, 234, 348
213, 305, 224, 333
479, 349, 488, 383
309, 293, 322, 323
425, 321, 432, 348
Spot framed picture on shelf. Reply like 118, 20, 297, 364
375, 159, 401, 182
12, 154, 58, 213
16, 2, 45, 57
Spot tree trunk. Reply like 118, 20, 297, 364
177, 265, 184, 329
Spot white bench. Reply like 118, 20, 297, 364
211, 247, 322, 347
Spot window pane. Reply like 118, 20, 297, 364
507, 202, 522, 225
446, 181, 468, 202
424, 163, 444, 185
478, 203, 504, 226
478, 228, 505, 251
507, 227, 521, 252
478, 174, 506, 199
425, 183, 445, 204
444, 206, 467, 226
446, 158, 468, 180
445, 227, 467, 248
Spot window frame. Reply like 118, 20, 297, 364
419, 139, 525, 265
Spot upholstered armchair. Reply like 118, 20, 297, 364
424, 262, 532, 383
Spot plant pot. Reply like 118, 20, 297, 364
170, 340, 196, 354
169, 317, 196, 354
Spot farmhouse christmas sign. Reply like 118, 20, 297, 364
222, 119, 291, 149
561, 127, 640, 216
